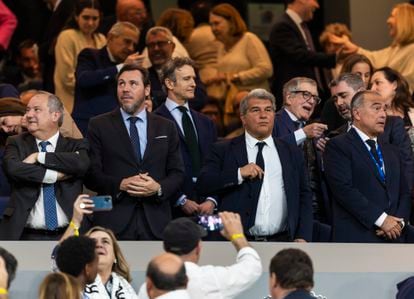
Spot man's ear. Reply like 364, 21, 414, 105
164, 78, 175, 90
271, 273, 278, 288
146, 277, 154, 297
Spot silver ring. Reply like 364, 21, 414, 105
80, 203, 86, 209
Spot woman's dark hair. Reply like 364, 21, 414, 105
65, 0, 102, 32
340, 54, 374, 75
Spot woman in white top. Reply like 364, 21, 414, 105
54, 0, 106, 113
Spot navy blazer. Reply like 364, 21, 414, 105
72, 46, 119, 135
324, 128, 411, 242
273, 108, 298, 145
86, 109, 185, 239
269, 13, 336, 107
197, 134, 313, 241
155, 103, 217, 203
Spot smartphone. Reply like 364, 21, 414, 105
91, 195, 113, 211
198, 214, 223, 231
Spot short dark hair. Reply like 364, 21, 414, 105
117, 63, 150, 87
0, 247, 18, 288
269, 248, 314, 290
161, 57, 195, 85
329, 73, 365, 92
191, 0, 213, 26
146, 259, 187, 291
66, 0, 102, 31
56, 236, 96, 277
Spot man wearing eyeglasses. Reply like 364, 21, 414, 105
197, 88, 313, 242
146, 26, 207, 111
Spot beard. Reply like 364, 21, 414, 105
121, 97, 145, 115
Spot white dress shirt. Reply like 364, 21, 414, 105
26, 131, 69, 229
165, 98, 198, 139
137, 247, 262, 299
238, 132, 288, 236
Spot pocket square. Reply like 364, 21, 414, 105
155, 135, 168, 139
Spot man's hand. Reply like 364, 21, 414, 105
23, 152, 38, 164
240, 163, 264, 180
181, 199, 200, 215
199, 201, 215, 215
124, 52, 145, 66
126, 173, 161, 197
294, 238, 307, 243
316, 137, 329, 152
72, 194, 94, 227
302, 123, 328, 139
219, 211, 249, 250
380, 215, 403, 240
120, 175, 142, 191
57, 171, 71, 181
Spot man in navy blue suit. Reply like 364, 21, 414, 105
197, 89, 313, 242
72, 21, 143, 135
155, 57, 217, 217
324, 90, 411, 242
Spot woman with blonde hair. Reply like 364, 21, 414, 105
38, 272, 81, 299
331, 3, 414, 92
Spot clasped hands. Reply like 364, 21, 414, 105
376, 215, 404, 240
181, 199, 215, 216
120, 173, 161, 197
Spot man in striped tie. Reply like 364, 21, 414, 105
0, 91, 89, 240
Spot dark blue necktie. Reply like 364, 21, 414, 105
39, 141, 58, 230
128, 116, 142, 163
256, 142, 265, 172
366, 139, 381, 166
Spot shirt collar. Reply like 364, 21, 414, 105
352, 125, 378, 143
245, 131, 274, 149
106, 47, 117, 63
120, 107, 147, 123
165, 98, 190, 113
286, 8, 304, 27
284, 108, 300, 122
36, 130, 60, 148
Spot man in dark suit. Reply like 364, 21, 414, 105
154, 57, 217, 217
0, 91, 89, 240
197, 89, 313, 242
269, 0, 336, 108
72, 21, 143, 135
324, 90, 411, 242
268, 248, 317, 299
86, 63, 185, 240
146, 26, 207, 111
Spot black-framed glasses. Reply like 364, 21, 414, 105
290, 90, 321, 105
146, 40, 173, 50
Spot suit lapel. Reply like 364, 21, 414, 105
273, 137, 292, 194
142, 111, 155, 162
230, 134, 248, 167
348, 129, 386, 187
281, 109, 296, 133
381, 142, 397, 206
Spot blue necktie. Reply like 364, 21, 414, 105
39, 141, 58, 230
128, 116, 142, 163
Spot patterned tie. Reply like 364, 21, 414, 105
366, 139, 381, 166
39, 141, 58, 230
177, 106, 201, 176
256, 142, 265, 172
128, 116, 142, 163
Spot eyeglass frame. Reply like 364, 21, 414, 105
289, 90, 321, 105
146, 40, 173, 50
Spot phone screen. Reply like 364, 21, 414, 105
91, 195, 113, 211
198, 215, 223, 231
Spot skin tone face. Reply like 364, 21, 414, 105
117, 0, 147, 29
146, 32, 175, 68
209, 14, 231, 43
107, 28, 139, 63
241, 98, 275, 140
370, 71, 397, 104
386, 8, 397, 38
351, 62, 371, 89
117, 70, 150, 115
19, 46, 40, 78
353, 93, 387, 138
76, 8, 100, 36
89, 230, 116, 274
25, 94, 60, 140
301, 0, 320, 22
285, 82, 318, 121
331, 81, 356, 121
167, 65, 196, 104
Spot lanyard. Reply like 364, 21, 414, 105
367, 144, 386, 183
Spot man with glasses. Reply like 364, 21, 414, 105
197, 89, 313, 242
146, 26, 207, 111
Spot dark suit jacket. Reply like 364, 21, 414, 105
0, 132, 89, 239
273, 108, 297, 145
86, 109, 185, 239
148, 66, 207, 111
72, 46, 119, 135
196, 134, 313, 241
324, 128, 411, 242
269, 12, 336, 107
285, 290, 317, 299
154, 103, 217, 205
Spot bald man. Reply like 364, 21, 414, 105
146, 253, 189, 299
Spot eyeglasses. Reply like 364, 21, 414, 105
146, 40, 173, 50
290, 90, 321, 105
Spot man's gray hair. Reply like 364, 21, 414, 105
108, 21, 139, 37
36, 91, 64, 127
329, 73, 365, 92
282, 77, 317, 104
146, 26, 174, 42
350, 90, 382, 121
239, 88, 276, 115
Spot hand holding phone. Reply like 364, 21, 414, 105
198, 214, 223, 231
91, 195, 113, 211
